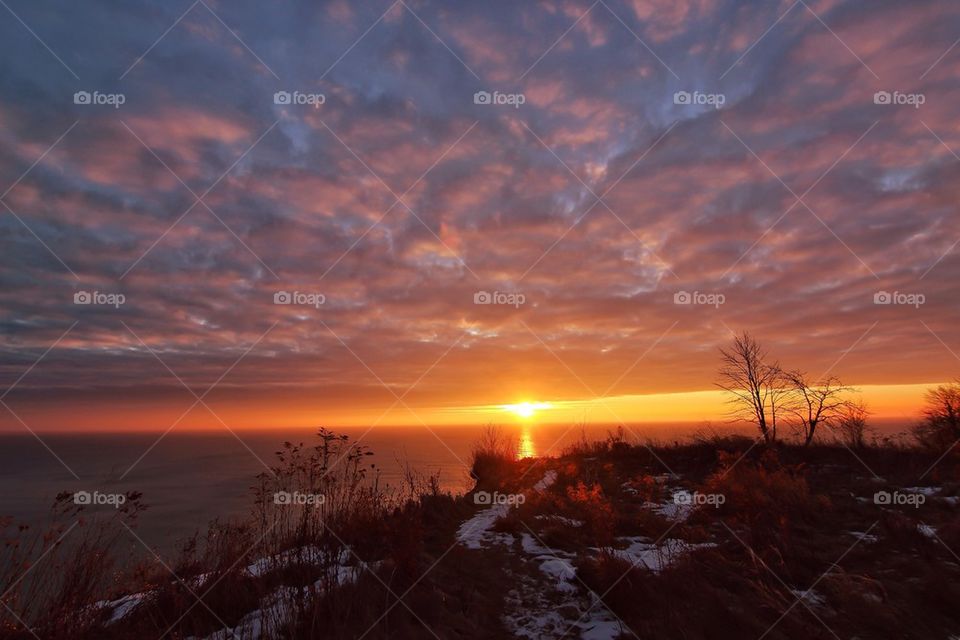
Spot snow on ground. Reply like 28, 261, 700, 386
918, 523, 938, 538
503, 573, 625, 640
534, 470, 558, 491
902, 486, 941, 496
520, 532, 555, 556
535, 514, 584, 528
538, 557, 578, 593
457, 473, 624, 639
457, 472, 713, 639
846, 530, 879, 543
900, 486, 960, 506
457, 470, 559, 550
198, 553, 373, 640
789, 588, 826, 608
647, 498, 693, 522
599, 536, 715, 573
456, 503, 514, 549
97, 593, 149, 625
99, 546, 370, 638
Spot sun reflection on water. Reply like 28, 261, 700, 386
517, 425, 536, 459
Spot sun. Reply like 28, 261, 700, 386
503, 401, 552, 419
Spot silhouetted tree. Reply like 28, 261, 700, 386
717, 332, 784, 443
784, 371, 852, 446
913, 380, 960, 451
835, 399, 871, 449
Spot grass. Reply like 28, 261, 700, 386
2, 429, 960, 639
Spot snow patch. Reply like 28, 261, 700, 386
456, 503, 513, 550
198, 552, 371, 640
846, 530, 879, 543
647, 499, 693, 522
534, 470, 558, 492
538, 557, 578, 593
902, 486, 941, 497
601, 536, 714, 573
536, 514, 585, 528
99, 593, 148, 625
790, 588, 826, 608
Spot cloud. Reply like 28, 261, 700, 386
1, 0, 959, 428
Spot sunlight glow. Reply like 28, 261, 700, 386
502, 401, 553, 419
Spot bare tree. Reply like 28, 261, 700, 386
835, 399, 871, 449
717, 332, 784, 443
913, 380, 960, 451
784, 371, 852, 446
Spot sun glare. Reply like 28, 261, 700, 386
503, 401, 552, 419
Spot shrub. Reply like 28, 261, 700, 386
703, 450, 829, 544
833, 400, 872, 449
0, 492, 145, 639
912, 381, 960, 452
468, 425, 517, 490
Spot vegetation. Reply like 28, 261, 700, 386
717, 332, 867, 447
2, 349, 959, 639
2, 420, 960, 639
912, 380, 960, 452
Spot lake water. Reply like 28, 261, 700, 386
0, 419, 911, 553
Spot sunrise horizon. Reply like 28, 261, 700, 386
2, 381, 948, 432
3, 1, 960, 638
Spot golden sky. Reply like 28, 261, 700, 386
1, 1, 959, 432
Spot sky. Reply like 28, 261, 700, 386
1, 0, 959, 431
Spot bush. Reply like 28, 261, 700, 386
468, 425, 517, 490
703, 450, 829, 544
833, 401, 872, 449
0, 492, 145, 639
913, 382, 960, 452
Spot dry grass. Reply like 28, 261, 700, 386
4, 429, 960, 639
